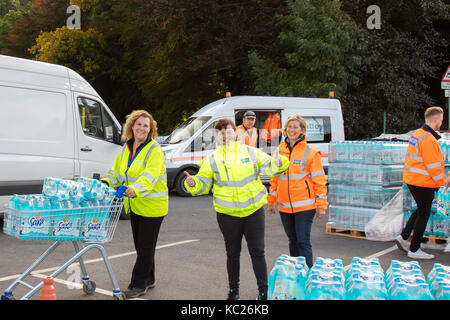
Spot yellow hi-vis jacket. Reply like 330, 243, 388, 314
403, 126, 446, 188
184, 141, 289, 217
101, 138, 168, 217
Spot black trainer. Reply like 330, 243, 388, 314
145, 280, 156, 290
124, 287, 148, 299
257, 290, 267, 300
227, 288, 239, 300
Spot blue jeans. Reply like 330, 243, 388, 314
279, 210, 315, 268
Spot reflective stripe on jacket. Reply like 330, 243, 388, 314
268, 137, 328, 213
403, 127, 445, 188
101, 139, 168, 217
236, 125, 258, 147
185, 141, 289, 217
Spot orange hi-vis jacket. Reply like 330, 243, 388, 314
260, 112, 281, 143
236, 125, 258, 147
403, 125, 446, 188
268, 136, 328, 213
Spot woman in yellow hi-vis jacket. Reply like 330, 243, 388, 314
184, 118, 289, 300
102, 110, 168, 299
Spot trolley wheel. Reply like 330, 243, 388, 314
83, 280, 96, 295
113, 291, 127, 300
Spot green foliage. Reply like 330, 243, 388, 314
0, 0, 448, 138
29, 27, 111, 79
249, 0, 365, 98
0, 0, 32, 50
340, 0, 450, 139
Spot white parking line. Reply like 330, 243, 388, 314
0, 239, 200, 298
343, 245, 397, 271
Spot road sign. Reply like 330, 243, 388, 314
445, 90, 450, 98
442, 65, 450, 82
442, 66, 450, 93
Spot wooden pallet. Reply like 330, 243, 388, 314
325, 223, 366, 239
326, 222, 448, 243
410, 234, 447, 245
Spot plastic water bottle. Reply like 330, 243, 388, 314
42, 177, 59, 198
328, 141, 337, 163
305, 274, 344, 300
293, 264, 307, 300
4, 195, 21, 236
389, 279, 409, 300
271, 264, 296, 300
346, 274, 386, 300
335, 141, 346, 162
268, 261, 284, 299
435, 283, 450, 300
427, 263, 450, 285
78, 177, 105, 200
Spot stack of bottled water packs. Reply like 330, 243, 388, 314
4, 177, 117, 241
268, 256, 449, 300
327, 141, 406, 232
345, 257, 387, 300
386, 260, 433, 300
427, 263, 450, 300
268, 255, 309, 300
305, 257, 345, 300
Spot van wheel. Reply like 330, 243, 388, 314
174, 168, 198, 197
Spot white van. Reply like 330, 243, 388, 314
161, 95, 345, 196
0, 54, 123, 215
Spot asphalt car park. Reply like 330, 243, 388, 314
1, 193, 449, 300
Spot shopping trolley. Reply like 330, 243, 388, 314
1, 196, 126, 300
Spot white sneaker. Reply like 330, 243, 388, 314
444, 242, 450, 253
407, 248, 435, 260
395, 235, 410, 253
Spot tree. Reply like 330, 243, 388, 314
248, 0, 365, 98
29, 26, 114, 80
340, 0, 450, 139
1, 0, 70, 58
0, 0, 32, 50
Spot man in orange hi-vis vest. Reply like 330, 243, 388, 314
236, 111, 258, 147
260, 112, 281, 144
395, 106, 450, 260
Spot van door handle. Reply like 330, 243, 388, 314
80, 146, 93, 152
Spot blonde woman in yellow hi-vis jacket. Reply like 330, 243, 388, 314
268, 115, 328, 268
184, 118, 289, 300
102, 110, 168, 299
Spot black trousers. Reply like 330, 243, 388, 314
129, 210, 164, 289
401, 184, 438, 252
216, 207, 267, 293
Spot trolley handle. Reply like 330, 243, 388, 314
115, 186, 127, 199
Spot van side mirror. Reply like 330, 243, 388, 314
114, 126, 123, 145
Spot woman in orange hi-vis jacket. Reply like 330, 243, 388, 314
268, 114, 327, 268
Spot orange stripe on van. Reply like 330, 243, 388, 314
170, 156, 205, 162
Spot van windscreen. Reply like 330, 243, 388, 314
163, 116, 211, 144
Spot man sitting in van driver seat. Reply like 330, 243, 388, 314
236, 111, 259, 148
